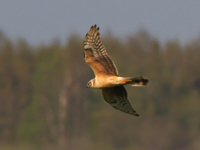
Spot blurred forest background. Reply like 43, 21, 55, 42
0, 29, 200, 150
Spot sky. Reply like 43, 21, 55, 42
0, 0, 200, 45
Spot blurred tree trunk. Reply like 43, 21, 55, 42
57, 72, 72, 149
64, 36, 91, 149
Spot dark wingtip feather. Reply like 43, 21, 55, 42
131, 111, 140, 116
90, 24, 99, 30
135, 113, 140, 117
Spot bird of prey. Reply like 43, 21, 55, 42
83, 25, 149, 116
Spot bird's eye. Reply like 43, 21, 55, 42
87, 82, 91, 87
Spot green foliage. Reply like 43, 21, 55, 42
0, 30, 199, 150
16, 93, 45, 144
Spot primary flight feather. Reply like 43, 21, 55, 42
83, 24, 149, 116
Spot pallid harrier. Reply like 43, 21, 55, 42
83, 25, 149, 116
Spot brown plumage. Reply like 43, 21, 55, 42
84, 25, 149, 116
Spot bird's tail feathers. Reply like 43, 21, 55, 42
123, 76, 149, 86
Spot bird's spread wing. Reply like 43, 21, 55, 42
83, 24, 118, 76
102, 86, 139, 116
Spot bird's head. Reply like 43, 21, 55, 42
86, 79, 94, 88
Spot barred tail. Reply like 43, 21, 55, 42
124, 76, 149, 86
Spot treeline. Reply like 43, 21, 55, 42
0, 30, 200, 150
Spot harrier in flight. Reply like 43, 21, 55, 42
83, 25, 149, 116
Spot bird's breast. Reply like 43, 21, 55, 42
95, 76, 119, 88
